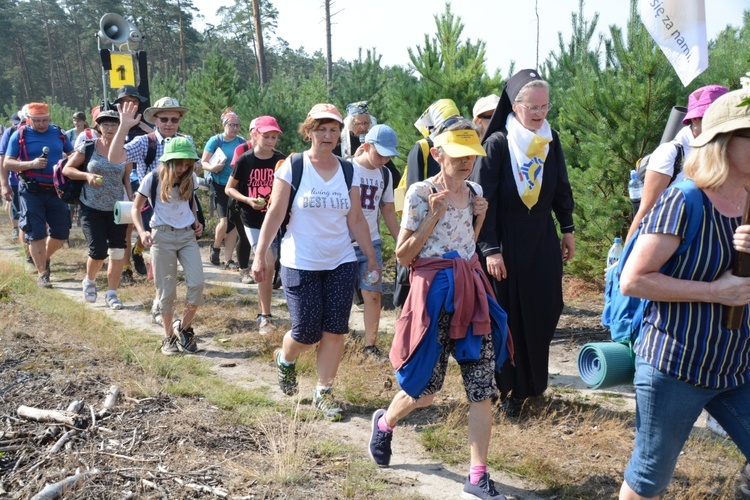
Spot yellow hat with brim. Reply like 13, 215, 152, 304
433, 130, 486, 157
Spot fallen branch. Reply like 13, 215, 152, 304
30, 467, 100, 500
66, 400, 84, 413
17, 406, 88, 429
0, 445, 28, 452
102, 385, 120, 409
97, 451, 160, 463
49, 429, 79, 454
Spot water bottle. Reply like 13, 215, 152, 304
364, 269, 380, 285
628, 170, 643, 215
606, 237, 623, 272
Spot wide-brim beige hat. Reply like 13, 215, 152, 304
143, 97, 189, 124
691, 89, 750, 147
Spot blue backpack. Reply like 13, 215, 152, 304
601, 180, 704, 343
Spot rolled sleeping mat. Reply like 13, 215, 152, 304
659, 105, 688, 144
577, 342, 635, 390
114, 201, 134, 225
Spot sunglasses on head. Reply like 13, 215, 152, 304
156, 116, 181, 124
435, 116, 462, 136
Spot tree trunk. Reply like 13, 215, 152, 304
252, 0, 267, 89
324, 0, 332, 96
38, 0, 56, 100
177, 0, 187, 83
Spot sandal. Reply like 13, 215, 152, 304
82, 279, 97, 303
106, 293, 124, 310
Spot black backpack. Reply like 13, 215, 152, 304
279, 153, 354, 237
635, 140, 684, 184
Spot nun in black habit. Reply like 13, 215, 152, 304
469, 69, 576, 416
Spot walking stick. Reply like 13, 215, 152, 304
724, 190, 750, 329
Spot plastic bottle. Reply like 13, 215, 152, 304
364, 269, 380, 285
628, 170, 643, 215
606, 237, 623, 271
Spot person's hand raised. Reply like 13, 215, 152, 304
116, 101, 141, 129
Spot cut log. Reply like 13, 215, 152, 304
30, 468, 99, 500
49, 429, 79, 454
17, 406, 89, 429
102, 385, 120, 409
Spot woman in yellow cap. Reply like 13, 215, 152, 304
369, 118, 512, 500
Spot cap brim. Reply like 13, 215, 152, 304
691, 117, 750, 147
159, 153, 200, 162
309, 112, 343, 124
441, 144, 487, 157
255, 126, 282, 134
372, 143, 399, 157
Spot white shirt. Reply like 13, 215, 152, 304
138, 171, 199, 229
646, 125, 693, 185
277, 153, 360, 270
353, 160, 394, 243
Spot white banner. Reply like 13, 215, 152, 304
638, 0, 708, 86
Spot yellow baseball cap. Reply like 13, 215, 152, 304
433, 129, 486, 157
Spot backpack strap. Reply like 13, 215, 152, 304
418, 139, 430, 180
18, 126, 27, 161
670, 142, 685, 184
82, 141, 96, 168
144, 132, 158, 171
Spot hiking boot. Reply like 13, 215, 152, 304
240, 269, 256, 284
131, 246, 147, 276
274, 349, 298, 396
151, 303, 163, 326
223, 259, 239, 271
363, 345, 383, 358
37, 272, 52, 288
741, 463, 750, 496
120, 268, 134, 286
313, 388, 343, 422
462, 473, 507, 500
160, 335, 180, 356
368, 409, 393, 467
210, 247, 221, 266
257, 314, 276, 336
173, 319, 198, 354
82, 279, 97, 303
498, 397, 523, 418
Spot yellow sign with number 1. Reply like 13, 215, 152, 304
109, 53, 135, 88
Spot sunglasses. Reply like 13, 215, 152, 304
435, 116, 462, 136
156, 116, 181, 124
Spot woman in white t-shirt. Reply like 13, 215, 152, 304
627, 85, 728, 241
252, 103, 378, 421
132, 137, 205, 356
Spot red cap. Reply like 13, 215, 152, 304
254, 115, 282, 134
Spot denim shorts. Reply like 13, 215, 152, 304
354, 240, 383, 292
282, 261, 357, 344
624, 356, 750, 497
18, 185, 71, 241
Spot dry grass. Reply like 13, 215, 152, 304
3, 226, 747, 498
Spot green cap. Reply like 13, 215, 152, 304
159, 137, 199, 163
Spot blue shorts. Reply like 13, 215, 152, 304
354, 240, 383, 293
19, 185, 71, 242
624, 356, 750, 497
282, 261, 357, 344
11, 184, 19, 221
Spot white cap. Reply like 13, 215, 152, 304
472, 94, 500, 118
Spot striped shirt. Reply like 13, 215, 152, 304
635, 186, 750, 389
124, 130, 195, 182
